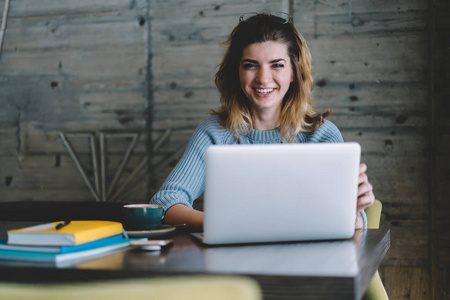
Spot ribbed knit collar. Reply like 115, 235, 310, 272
245, 127, 282, 143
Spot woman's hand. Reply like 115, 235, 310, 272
356, 163, 375, 228
163, 204, 204, 232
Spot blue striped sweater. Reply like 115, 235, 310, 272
150, 115, 367, 228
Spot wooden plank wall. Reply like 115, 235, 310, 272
0, 0, 150, 203
0, 0, 449, 299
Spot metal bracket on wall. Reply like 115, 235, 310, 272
58, 129, 185, 202
100, 132, 140, 202
58, 132, 101, 202
0, 0, 11, 59
109, 129, 187, 203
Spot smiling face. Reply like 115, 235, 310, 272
239, 41, 294, 117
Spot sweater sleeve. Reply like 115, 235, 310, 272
361, 210, 368, 230
150, 116, 227, 214
306, 119, 344, 143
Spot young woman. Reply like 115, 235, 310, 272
150, 12, 374, 231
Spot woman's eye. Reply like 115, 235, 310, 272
272, 63, 284, 68
242, 63, 257, 69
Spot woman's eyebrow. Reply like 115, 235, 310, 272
241, 59, 258, 64
269, 58, 286, 63
241, 58, 286, 64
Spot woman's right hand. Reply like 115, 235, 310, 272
163, 204, 204, 232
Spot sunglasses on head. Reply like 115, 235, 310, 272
239, 12, 292, 25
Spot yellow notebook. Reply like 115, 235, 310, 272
7, 221, 123, 246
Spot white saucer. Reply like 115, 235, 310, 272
126, 225, 175, 239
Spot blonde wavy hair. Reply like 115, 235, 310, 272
212, 13, 330, 142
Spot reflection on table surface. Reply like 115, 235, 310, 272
203, 239, 358, 276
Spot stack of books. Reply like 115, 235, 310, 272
0, 220, 136, 266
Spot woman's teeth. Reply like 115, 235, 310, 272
255, 88, 274, 94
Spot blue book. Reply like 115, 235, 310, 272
0, 234, 124, 253
0, 238, 142, 266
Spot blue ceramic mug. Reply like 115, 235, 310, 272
123, 204, 163, 230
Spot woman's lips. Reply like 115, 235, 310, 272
254, 88, 275, 95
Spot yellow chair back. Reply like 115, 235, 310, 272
365, 199, 382, 229
0, 276, 262, 300
363, 199, 389, 300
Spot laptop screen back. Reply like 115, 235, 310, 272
202, 142, 361, 245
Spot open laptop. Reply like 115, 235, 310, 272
192, 142, 361, 245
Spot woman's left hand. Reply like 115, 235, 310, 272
356, 163, 375, 228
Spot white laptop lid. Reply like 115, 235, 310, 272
202, 142, 361, 245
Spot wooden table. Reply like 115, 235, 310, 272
0, 220, 390, 300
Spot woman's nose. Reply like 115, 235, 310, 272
255, 67, 272, 84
